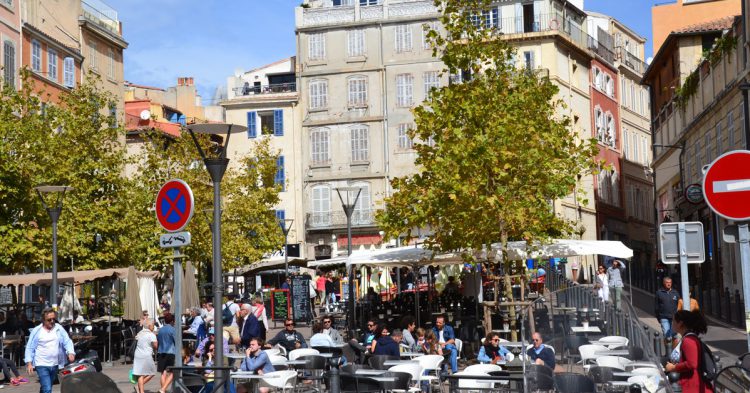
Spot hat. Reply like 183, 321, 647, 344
209, 327, 215, 335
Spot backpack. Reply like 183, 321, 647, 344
683, 333, 719, 384
222, 302, 235, 325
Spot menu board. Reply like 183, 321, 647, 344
270, 289, 289, 321
291, 276, 311, 324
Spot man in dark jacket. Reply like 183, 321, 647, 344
266, 319, 307, 352
239, 304, 261, 348
654, 277, 679, 341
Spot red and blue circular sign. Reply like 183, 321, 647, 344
156, 179, 194, 232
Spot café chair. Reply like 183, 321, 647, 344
554, 372, 596, 393
379, 371, 412, 393
526, 364, 555, 393
464, 364, 502, 373
453, 371, 493, 391
414, 355, 444, 393
388, 363, 424, 392
598, 336, 629, 349
297, 355, 327, 391
595, 355, 629, 371
258, 370, 297, 393
578, 344, 608, 372
288, 348, 319, 361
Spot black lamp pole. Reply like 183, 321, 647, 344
336, 187, 362, 332
35, 185, 73, 309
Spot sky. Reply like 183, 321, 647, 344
107, 0, 655, 104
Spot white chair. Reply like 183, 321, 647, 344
579, 344, 609, 372
269, 354, 289, 366
259, 370, 297, 393
627, 375, 650, 387
275, 344, 288, 358
599, 336, 629, 349
414, 355, 444, 393
595, 355, 630, 371
264, 348, 281, 357
388, 363, 424, 392
631, 367, 662, 377
288, 348, 319, 360
464, 364, 502, 373
454, 338, 463, 359
453, 371, 493, 391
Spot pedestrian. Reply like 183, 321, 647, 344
133, 319, 158, 393
316, 272, 327, 305
156, 313, 177, 393
526, 332, 555, 369
607, 260, 626, 310
251, 297, 268, 340
238, 304, 261, 348
324, 272, 336, 306
665, 310, 713, 393
308, 277, 317, 319
24, 308, 75, 393
594, 265, 609, 302
280, 277, 291, 290
655, 277, 680, 345
677, 292, 700, 312
222, 296, 241, 345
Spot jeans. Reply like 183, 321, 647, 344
444, 344, 458, 373
611, 287, 623, 310
0, 357, 19, 380
659, 318, 673, 339
35, 365, 58, 393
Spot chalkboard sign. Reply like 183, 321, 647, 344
291, 276, 311, 324
270, 289, 289, 321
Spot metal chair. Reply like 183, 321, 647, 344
388, 363, 423, 392
368, 354, 399, 370
554, 372, 596, 393
564, 335, 590, 371
526, 364, 555, 393
297, 355, 327, 392
258, 370, 297, 393
379, 371, 412, 393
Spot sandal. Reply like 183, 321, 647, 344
9, 379, 18, 386
16, 378, 28, 384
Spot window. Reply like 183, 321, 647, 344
594, 108, 604, 142
89, 41, 97, 70
360, 0, 378, 4
273, 109, 284, 136
311, 127, 330, 165
593, 68, 601, 89
347, 76, 367, 107
396, 74, 413, 107
350, 125, 369, 162
63, 57, 75, 88
309, 79, 328, 110
523, 51, 535, 70
716, 122, 722, 157
633, 133, 640, 163
694, 141, 701, 176
275, 210, 285, 222
333, 0, 354, 5
260, 112, 274, 135
309, 33, 326, 61
351, 183, 372, 225
605, 113, 616, 147
47, 48, 57, 81
395, 25, 412, 53
107, 48, 115, 79
347, 29, 365, 57
611, 170, 620, 207
705, 133, 712, 164
311, 185, 331, 227
642, 136, 649, 165
623, 129, 630, 160
423, 71, 440, 99
598, 170, 610, 203
728, 111, 735, 147
606, 75, 614, 97
3, 41, 14, 88
422, 21, 438, 50
482, 7, 500, 29
398, 123, 413, 150
275, 156, 285, 191
247, 111, 257, 138
31, 40, 41, 72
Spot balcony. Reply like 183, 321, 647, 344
81, 0, 119, 35
306, 210, 375, 229
232, 82, 297, 96
618, 47, 647, 75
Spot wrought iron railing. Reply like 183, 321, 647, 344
306, 210, 375, 229
232, 82, 297, 96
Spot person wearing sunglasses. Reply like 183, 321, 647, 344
320, 317, 343, 344
266, 319, 307, 352
361, 319, 378, 351
526, 332, 555, 369
24, 308, 75, 393
478, 332, 510, 365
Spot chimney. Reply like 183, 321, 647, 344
177, 77, 194, 87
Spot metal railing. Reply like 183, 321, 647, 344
619, 47, 648, 74
232, 82, 296, 96
81, 0, 119, 35
306, 210, 375, 229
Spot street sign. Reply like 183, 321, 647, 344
160, 231, 191, 248
659, 222, 705, 264
702, 150, 750, 221
155, 179, 194, 232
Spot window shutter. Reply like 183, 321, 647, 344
247, 111, 257, 138
275, 209, 285, 221
63, 57, 74, 88
274, 109, 284, 136
275, 155, 285, 190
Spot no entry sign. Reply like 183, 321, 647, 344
703, 150, 750, 221
156, 179, 194, 232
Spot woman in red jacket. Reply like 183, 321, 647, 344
665, 310, 713, 393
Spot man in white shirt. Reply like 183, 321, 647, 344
202, 302, 214, 325
24, 308, 75, 393
321, 317, 343, 344
222, 298, 241, 345
185, 307, 204, 337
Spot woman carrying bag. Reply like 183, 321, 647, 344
665, 310, 714, 393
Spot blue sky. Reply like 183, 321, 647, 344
108, 0, 654, 103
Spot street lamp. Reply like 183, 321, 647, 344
335, 186, 362, 332
35, 185, 73, 309
185, 123, 245, 391
279, 219, 294, 278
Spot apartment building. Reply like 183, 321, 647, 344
222, 58, 304, 251
652, 0, 741, 55
0, 0, 20, 90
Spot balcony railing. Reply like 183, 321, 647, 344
489, 13, 589, 53
81, 0, 119, 35
232, 82, 297, 96
306, 210, 375, 229
618, 48, 648, 75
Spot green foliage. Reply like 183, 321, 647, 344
376, 0, 600, 257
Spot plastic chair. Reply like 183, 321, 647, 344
578, 344, 608, 372
464, 364, 502, 373
414, 355, 443, 393
264, 348, 281, 357
454, 338, 463, 359
388, 363, 424, 392
453, 371, 493, 390
258, 370, 297, 393
368, 354, 399, 370
554, 372, 596, 393
564, 336, 590, 371
598, 335, 629, 349
288, 348, 319, 361
595, 355, 628, 371
381, 370, 416, 393
269, 354, 290, 369
631, 367, 662, 377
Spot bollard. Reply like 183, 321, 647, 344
629, 383, 642, 393
327, 367, 341, 393
653, 332, 662, 358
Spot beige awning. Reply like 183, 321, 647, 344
0, 268, 160, 287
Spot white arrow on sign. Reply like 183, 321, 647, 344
160, 231, 191, 248
713, 179, 750, 193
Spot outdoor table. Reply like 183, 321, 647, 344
614, 371, 634, 378
279, 360, 306, 366
231, 371, 280, 393
355, 369, 388, 375
627, 361, 661, 369
570, 326, 601, 334
383, 359, 417, 366
226, 352, 246, 359
594, 350, 630, 356
367, 376, 397, 383
445, 372, 526, 392
400, 352, 423, 358
71, 335, 95, 342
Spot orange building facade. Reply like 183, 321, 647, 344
651, 0, 741, 54
21, 23, 82, 104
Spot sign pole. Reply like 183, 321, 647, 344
677, 223, 691, 310
173, 248, 183, 368
738, 222, 750, 352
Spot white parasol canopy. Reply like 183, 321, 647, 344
498, 239, 634, 260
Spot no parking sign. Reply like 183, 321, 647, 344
155, 179, 194, 232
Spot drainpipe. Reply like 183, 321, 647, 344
380, 22, 390, 197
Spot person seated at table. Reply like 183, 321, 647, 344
371, 324, 400, 357
526, 332, 555, 369
478, 332, 510, 365
239, 338, 275, 393
391, 329, 404, 350
361, 318, 378, 350
184, 308, 204, 338
321, 316, 343, 344
433, 315, 458, 373
0, 356, 27, 385
195, 327, 229, 359
310, 322, 335, 347
400, 316, 417, 351
420, 330, 442, 355
266, 319, 307, 352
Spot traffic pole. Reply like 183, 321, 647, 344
737, 222, 750, 352
678, 223, 690, 310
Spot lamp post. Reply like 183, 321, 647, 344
35, 185, 73, 309
185, 123, 245, 392
335, 186, 362, 332
279, 219, 294, 278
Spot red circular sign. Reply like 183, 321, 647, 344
155, 179, 194, 232
702, 150, 750, 221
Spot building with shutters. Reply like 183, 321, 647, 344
0, 0, 20, 90
221, 57, 304, 252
